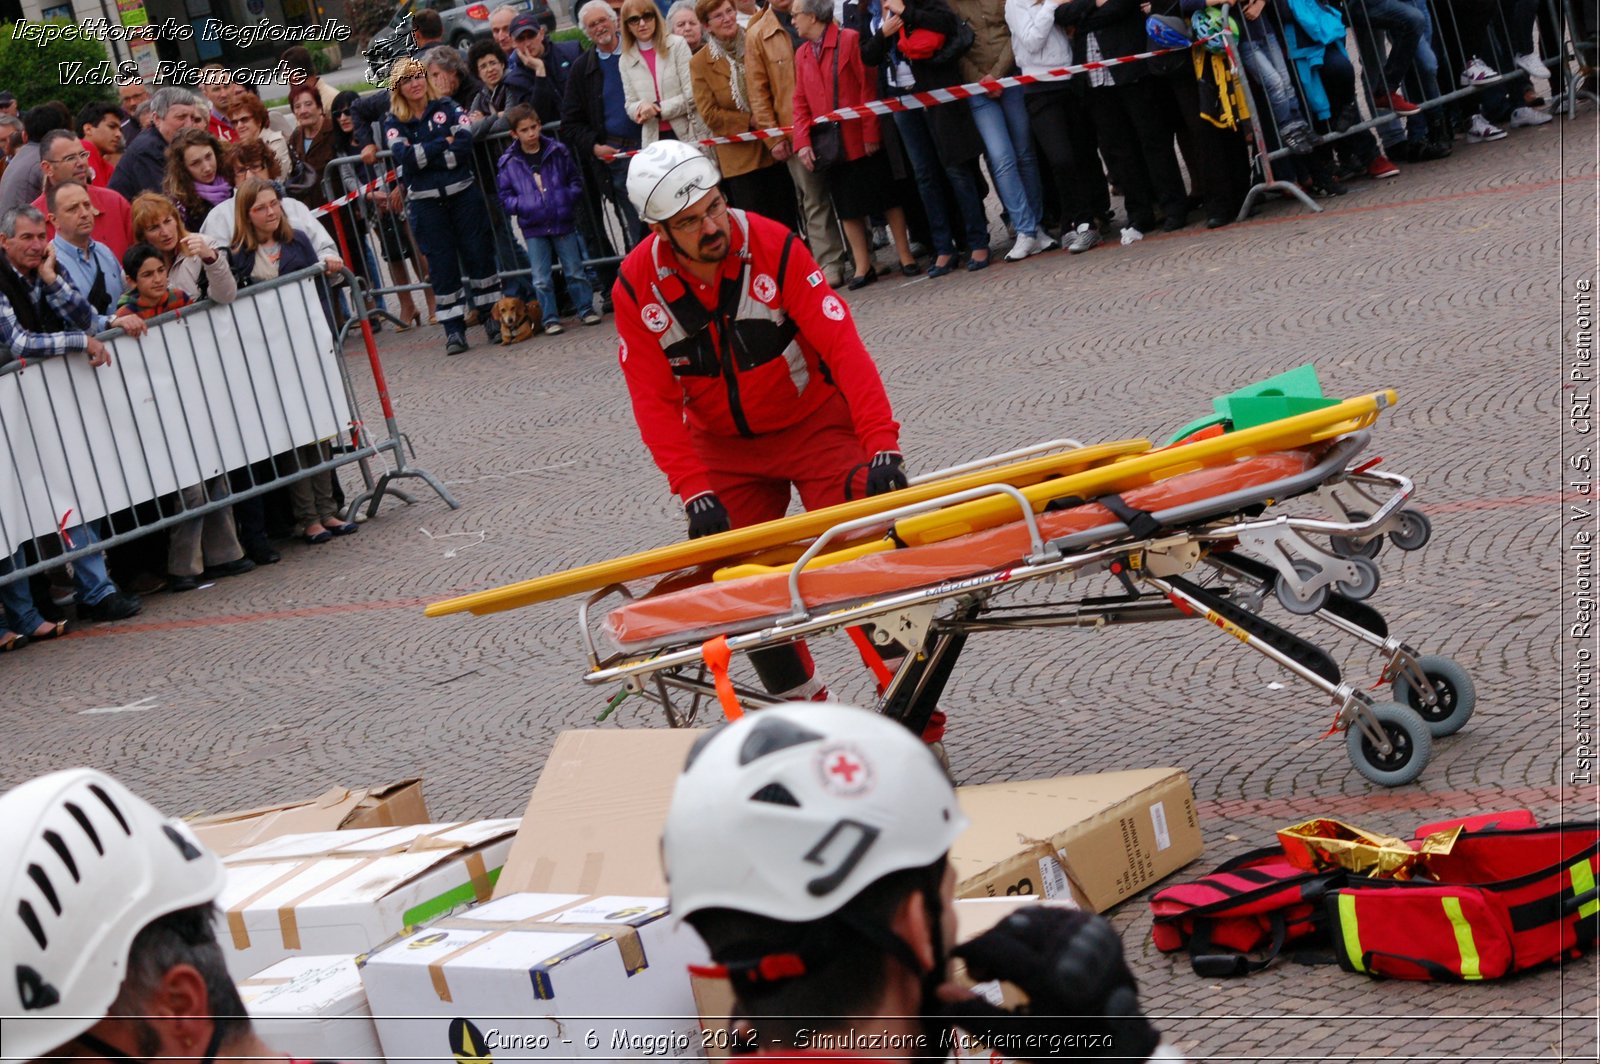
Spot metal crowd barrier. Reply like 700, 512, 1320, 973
0, 263, 457, 594
1215, 0, 1587, 220
322, 116, 639, 332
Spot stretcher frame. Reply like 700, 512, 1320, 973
577, 430, 1465, 785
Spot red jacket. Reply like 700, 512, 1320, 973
614, 208, 900, 501
792, 25, 880, 158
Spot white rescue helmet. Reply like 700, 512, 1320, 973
663, 703, 968, 924
0, 769, 226, 1061
626, 140, 724, 225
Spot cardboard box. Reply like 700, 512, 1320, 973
359, 892, 711, 1061
494, 729, 707, 898
218, 820, 519, 979
189, 780, 430, 855
238, 955, 383, 1062
950, 767, 1202, 912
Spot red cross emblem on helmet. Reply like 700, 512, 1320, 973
816, 742, 873, 797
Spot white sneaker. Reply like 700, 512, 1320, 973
1466, 113, 1508, 141
1459, 56, 1497, 85
1067, 222, 1101, 254
1515, 52, 1550, 79
1120, 226, 1145, 246
543, 320, 565, 335
1510, 105, 1553, 126
1004, 232, 1040, 261
1037, 232, 1059, 252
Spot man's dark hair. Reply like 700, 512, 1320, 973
23, 104, 66, 144
686, 860, 947, 1049
45, 177, 88, 214
411, 7, 444, 40
279, 45, 315, 78
76, 101, 122, 135
122, 241, 164, 280
39, 128, 80, 163
467, 39, 507, 73
107, 905, 251, 1047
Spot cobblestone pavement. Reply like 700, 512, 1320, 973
2, 111, 1596, 1060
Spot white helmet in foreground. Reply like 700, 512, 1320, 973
627, 140, 723, 224
663, 703, 968, 924
0, 768, 225, 1061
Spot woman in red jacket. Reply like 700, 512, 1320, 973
790, 0, 918, 290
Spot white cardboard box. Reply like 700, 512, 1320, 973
238, 955, 383, 1062
359, 892, 711, 1061
219, 820, 519, 978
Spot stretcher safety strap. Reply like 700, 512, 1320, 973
846, 626, 896, 690
1572, 860, 1599, 919
1440, 897, 1483, 980
1337, 893, 1365, 972
702, 635, 742, 720
1096, 493, 1164, 539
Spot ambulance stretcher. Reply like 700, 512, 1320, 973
430, 391, 1473, 786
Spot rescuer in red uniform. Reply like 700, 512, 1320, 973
615, 139, 909, 701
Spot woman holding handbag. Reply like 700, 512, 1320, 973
791, 0, 918, 288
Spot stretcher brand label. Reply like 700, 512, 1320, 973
752, 272, 777, 302
641, 303, 670, 333
821, 294, 846, 321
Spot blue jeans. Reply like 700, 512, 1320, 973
1348, 0, 1425, 95
526, 230, 595, 323
1384, 0, 1441, 144
1240, 35, 1309, 136
892, 109, 990, 256
968, 86, 1042, 237
0, 522, 116, 633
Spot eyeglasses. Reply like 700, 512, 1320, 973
625, 13, 655, 23
49, 150, 90, 165
668, 195, 728, 234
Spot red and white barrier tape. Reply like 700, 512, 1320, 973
310, 168, 397, 217
620, 39, 1211, 156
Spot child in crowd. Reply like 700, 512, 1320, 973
495, 103, 600, 336
114, 243, 193, 321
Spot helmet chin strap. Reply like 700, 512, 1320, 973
75, 1020, 227, 1064
832, 882, 954, 1050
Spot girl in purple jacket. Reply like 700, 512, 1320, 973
495, 104, 600, 335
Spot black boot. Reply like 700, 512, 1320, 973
444, 321, 469, 356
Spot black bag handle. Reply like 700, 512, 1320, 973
1187, 912, 1289, 977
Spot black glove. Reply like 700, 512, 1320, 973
942, 907, 1163, 1062
685, 492, 731, 539
865, 451, 908, 496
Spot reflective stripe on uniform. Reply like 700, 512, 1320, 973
1440, 896, 1483, 980
1337, 893, 1365, 972
1572, 860, 1599, 919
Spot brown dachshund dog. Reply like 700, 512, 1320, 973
492, 296, 539, 345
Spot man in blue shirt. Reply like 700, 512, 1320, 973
0, 204, 144, 627
46, 181, 140, 335
560, 0, 645, 245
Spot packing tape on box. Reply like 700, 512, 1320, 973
520, 852, 606, 894
421, 899, 651, 1004
226, 825, 494, 952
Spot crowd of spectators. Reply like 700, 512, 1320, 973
0, 0, 1585, 651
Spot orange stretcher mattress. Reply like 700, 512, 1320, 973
604, 448, 1320, 652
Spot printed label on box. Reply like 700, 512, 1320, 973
1037, 854, 1070, 899
1151, 802, 1171, 852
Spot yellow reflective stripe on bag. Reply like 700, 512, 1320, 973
1440, 896, 1483, 980
1337, 893, 1365, 972
1570, 860, 1599, 919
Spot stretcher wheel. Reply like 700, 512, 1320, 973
1390, 510, 1433, 552
1346, 701, 1432, 786
1275, 561, 1329, 615
1329, 510, 1384, 561
1392, 655, 1476, 737
1335, 556, 1381, 601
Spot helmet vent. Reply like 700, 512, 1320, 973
25, 865, 60, 916
42, 831, 77, 882
163, 824, 203, 862
15, 965, 61, 1011
64, 802, 103, 856
17, 900, 46, 950
738, 718, 823, 766
749, 783, 801, 807
89, 784, 131, 835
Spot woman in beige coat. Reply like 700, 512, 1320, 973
619, 0, 714, 150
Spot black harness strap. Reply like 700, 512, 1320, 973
1097, 493, 1164, 539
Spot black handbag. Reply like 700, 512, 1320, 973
809, 37, 846, 172
928, 17, 975, 65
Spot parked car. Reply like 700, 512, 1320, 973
363, 0, 555, 82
